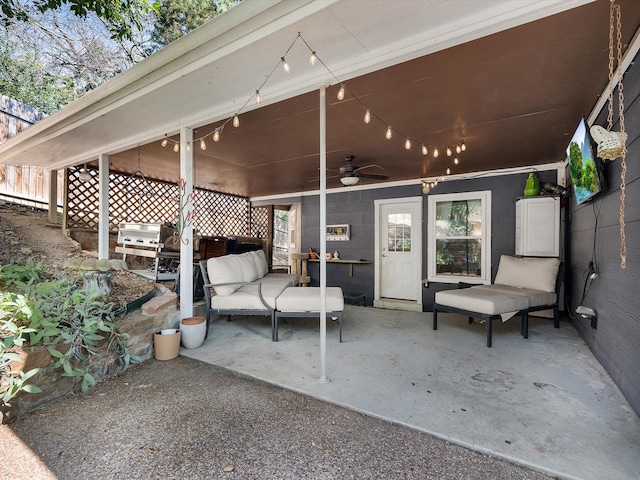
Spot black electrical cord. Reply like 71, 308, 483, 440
579, 198, 603, 304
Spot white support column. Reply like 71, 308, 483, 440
179, 127, 195, 320
98, 154, 110, 259
47, 169, 58, 224
318, 84, 329, 384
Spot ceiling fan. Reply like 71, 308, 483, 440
338, 156, 389, 186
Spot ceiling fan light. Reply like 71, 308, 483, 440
340, 176, 359, 186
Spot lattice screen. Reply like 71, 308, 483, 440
67, 166, 269, 238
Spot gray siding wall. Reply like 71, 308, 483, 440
567, 54, 640, 416
300, 169, 557, 307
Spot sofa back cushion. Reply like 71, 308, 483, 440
252, 249, 269, 278
494, 255, 560, 293
237, 252, 259, 283
206, 255, 244, 296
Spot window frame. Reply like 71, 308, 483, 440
427, 190, 492, 285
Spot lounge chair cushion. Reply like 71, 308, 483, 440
494, 255, 560, 292
206, 255, 244, 296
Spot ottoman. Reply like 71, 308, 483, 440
274, 287, 344, 342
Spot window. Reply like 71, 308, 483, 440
427, 191, 491, 284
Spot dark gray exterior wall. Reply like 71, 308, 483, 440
566, 53, 640, 416
300, 169, 558, 308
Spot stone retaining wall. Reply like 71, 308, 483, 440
2, 289, 181, 423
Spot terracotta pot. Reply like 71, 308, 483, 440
153, 331, 181, 360
309, 251, 318, 259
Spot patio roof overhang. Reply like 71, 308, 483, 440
1, 0, 640, 199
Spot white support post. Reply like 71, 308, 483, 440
47, 169, 58, 224
98, 154, 110, 259
318, 84, 329, 384
179, 127, 195, 320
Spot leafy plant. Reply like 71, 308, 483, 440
1, 261, 139, 408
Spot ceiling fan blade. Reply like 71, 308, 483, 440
359, 173, 389, 180
308, 173, 341, 182
354, 164, 383, 172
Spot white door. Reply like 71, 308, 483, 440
375, 198, 422, 302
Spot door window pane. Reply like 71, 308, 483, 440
387, 213, 412, 252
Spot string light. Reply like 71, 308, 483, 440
281, 57, 291, 73
160, 30, 469, 187
186, 142, 190, 152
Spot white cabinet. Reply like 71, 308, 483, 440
515, 196, 560, 257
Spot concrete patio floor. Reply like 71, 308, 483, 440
182, 304, 640, 480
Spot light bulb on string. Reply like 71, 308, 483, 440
461, 140, 466, 151
281, 57, 290, 74
186, 141, 191, 152
421, 144, 428, 156
173, 142, 179, 153
433, 147, 439, 158
456, 144, 461, 154
213, 129, 220, 142
255, 90, 261, 105
233, 114, 240, 128
337, 84, 345, 101
386, 126, 393, 140
364, 109, 371, 124
309, 52, 317, 66
441, 176, 445, 181
446, 167, 451, 175
454, 157, 459, 165
446, 146, 452, 156
200, 139, 206, 150
434, 180, 438, 186
161, 136, 168, 147
405, 138, 411, 150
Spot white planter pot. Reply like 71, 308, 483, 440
180, 317, 206, 349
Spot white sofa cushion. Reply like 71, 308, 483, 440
474, 284, 557, 307
276, 287, 344, 312
494, 255, 560, 293
237, 252, 258, 283
435, 287, 529, 315
206, 255, 245, 296
252, 250, 269, 278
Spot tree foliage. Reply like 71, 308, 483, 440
0, 33, 77, 114
149, 0, 236, 51
1, 0, 159, 41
